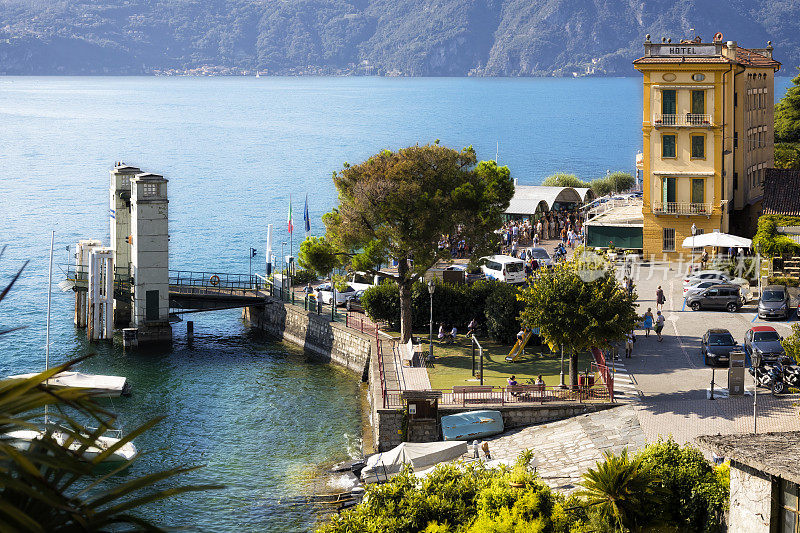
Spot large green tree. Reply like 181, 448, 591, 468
776, 67, 800, 144
516, 254, 639, 388
302, 143, 514, 342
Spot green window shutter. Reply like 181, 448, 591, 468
691, 90, 705, 115
662, 90, 676, 115
666, 178, 676, 203
691, 179, 705, 204
692, 135, 705, 158
662, 135, 676, 158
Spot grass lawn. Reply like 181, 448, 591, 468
392, 331, 593, 390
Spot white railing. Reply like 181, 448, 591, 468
652, 202, 713, 215
653, 114, 713, 127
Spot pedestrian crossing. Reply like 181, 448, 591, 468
608, 359, 641, 399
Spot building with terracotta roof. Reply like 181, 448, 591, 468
633, 35, 780, 258
763, 168, 800, 217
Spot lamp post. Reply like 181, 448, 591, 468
428, 279, 435, 361
691, 223, 697, 272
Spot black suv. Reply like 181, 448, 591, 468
686, 284, 742, 313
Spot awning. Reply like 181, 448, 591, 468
505, 185, 591, 215
681, 232, 752, 249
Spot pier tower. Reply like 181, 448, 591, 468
130, 172, 172, 344
109, 164, 141, 325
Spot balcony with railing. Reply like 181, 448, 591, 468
652, 202, 713, 216
653, 113, 713, 127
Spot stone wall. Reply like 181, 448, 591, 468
243, 300, 372, 375
441, 403, 615, 432
728, 462, 773, 533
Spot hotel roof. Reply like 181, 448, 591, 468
633, 42, 780, 70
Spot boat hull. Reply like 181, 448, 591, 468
441, 410, 504, 441
7, 371, 129, 397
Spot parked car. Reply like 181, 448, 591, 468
701, 328, 739, 366
345, 290, 365, 312
683, 280, 724, 298
758, 285, 791, 320
348, 271, 391, 292
528, 247, 554, 269
315, 282, 355, 306
479, 255, 526, 284
685, 284, 742, 312
683, 270, 731, 287
744, 326, 786, 365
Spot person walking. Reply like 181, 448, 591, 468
654, 311, 665, 342
642, 308, 654, 337
625, 330, 634, 358
656, 286, 665, 311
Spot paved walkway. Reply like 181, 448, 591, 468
484, 405, 645, 493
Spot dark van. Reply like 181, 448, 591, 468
686, 284, 742, 313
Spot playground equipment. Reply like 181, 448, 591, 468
505, 330, 533, 362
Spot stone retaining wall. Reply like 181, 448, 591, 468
243, 300, 372, 375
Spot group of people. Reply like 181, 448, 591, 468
437, 323, 459, 344
621, 286, 668, 359
438, 233, 472, 259
501, 208, 585, 254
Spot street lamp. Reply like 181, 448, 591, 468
428, 279, 435, 361
691, 223, 697, 272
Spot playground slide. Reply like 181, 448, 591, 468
505, 331, 533, 362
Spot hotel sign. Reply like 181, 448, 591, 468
650, 44, 717, 57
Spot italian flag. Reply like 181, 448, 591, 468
287, 195, 293, 233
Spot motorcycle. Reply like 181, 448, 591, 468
749, 358, 800, 395
768, 359, 800, 395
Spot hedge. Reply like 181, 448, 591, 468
361, 279, 522, 343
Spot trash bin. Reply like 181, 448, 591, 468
578, 375, 595, 387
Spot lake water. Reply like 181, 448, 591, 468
0, 75, 791, 531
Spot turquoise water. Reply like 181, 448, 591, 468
0, 76, 792, 531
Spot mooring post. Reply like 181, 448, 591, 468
187, 321, 194, 338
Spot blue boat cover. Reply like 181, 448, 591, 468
441, 410, 504, 441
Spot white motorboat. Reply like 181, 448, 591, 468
7, 371, 130, 397
1, 232, 138, 466
5, 428, 139, 463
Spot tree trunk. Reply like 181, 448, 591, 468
569, 348, 578, 390
397, 258, 413, 343
399, 281, 413, 343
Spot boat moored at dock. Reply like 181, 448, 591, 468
6, 371, 130, 397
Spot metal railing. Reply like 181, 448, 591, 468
591, 347, 614, 402
345, 312, 382, 336
653, 113, 713, 127
382, 384, 611, 409
652, 202, 713, 215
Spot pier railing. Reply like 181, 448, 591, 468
382, 383, 610, 409
169, 270, 259, 295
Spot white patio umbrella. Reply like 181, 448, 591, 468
681, 232, 752, 249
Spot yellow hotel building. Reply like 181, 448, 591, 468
634, 36, 780, 258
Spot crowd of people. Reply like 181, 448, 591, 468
500, 206, 585, 256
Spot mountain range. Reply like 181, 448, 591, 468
0, 0, 798, 76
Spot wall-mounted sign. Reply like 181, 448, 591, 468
651, 44, 717, 57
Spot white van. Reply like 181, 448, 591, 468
479, 255, 526, 284
348, 271, 392, 292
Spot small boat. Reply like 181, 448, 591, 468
5, 428, 138, 463
441, 410, 504, 441
7, 371, 130, 397
360, 441, 467, 483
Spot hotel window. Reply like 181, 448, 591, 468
662, 177, 676, 205
661, 90, 676, 124
782, 479, 799, 532
691, 134, 705, 159
662, 134, 676, 158
691, 179, 705, 205
663, 228, 675, 252
691, 90, 705, 115
143, 183, 158, 197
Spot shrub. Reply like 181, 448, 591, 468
637, 438, 729, 532
606, 171, 635, 192
542, 173, 589, 188
361, 281, 400, 327
484, 282, 523, 343
753, 215, 800, 257
292, 269, 317, 285
769, 276, 800, 287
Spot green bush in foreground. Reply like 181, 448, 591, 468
320, 439, 729, 533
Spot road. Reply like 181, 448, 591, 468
620, 262, 800, 445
